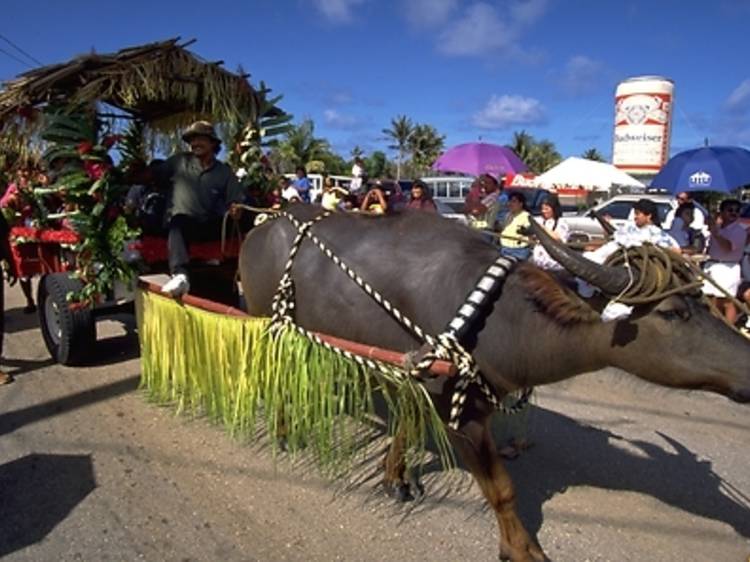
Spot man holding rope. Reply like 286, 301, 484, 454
161, 121, 244, 297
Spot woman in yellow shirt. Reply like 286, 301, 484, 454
500, 191, 532, 260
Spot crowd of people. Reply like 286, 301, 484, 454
2, 121, 749, 373
472, 175, 750, 332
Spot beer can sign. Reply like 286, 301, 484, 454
612, 76, 674, 175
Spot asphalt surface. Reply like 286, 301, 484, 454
1, 283, 749, 562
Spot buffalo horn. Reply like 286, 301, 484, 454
528, 219, 633, 295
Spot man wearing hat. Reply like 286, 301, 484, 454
161, 121, 244, 297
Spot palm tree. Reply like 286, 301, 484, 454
509, 130, 535, 166
407, 124, 445, 175
382, 115, 413, 180
350, 145, 365, 160
527, 140, 562, 174
273, 119, 330, 172
582, 148, 605, 162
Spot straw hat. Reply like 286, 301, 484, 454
182, 121, 221, 143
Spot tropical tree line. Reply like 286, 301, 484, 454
261, 117, 604, 180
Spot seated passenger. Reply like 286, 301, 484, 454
405, 180, 437, 213
500, 191, 532, 260
360, 183, 388, 214
531, 194, 569, 270
667, 202, 703, 255
584, 198, 679, 266
161, 121, 244, 297
321, 177, 348, 211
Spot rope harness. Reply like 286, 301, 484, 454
603, 243, 704, 305
266, 210, 532, 430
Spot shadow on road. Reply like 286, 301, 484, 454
0, 453, 96, 557
0, 356, 56, 378
506, 406, 750, 540
0, 375, 140, 437
3, 306, 41, 335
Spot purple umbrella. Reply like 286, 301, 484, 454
432, 142, 527, 178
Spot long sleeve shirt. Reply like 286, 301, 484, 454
165, 152, 243, 221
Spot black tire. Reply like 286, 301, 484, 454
38, 273, 96, 365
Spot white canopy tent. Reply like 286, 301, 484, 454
534, 157, 645, 190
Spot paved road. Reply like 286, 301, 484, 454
1, 283, 749, 561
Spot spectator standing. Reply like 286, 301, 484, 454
532, 194, 569, 270
663, 191, 706, 231
1, 167, 38, 313
292, 166, 312, 203
703, 199, 746, 325
350, 157, 366, 196
405, 180, 437, 212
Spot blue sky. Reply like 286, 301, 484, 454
2, 0, 749, 162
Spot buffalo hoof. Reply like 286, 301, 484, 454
498, 541, 547, 562
383, 480, 423, 502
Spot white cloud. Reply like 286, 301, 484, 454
403, 0, 458, 27
312, 0, 367, 23
472, 94, 546, 129
437, 4, 513, 56
436, 0, 549, 57
726, 79, 750, 112
510, 0, 549, 24
323, 109, 361, 129
557, 55, 605, 96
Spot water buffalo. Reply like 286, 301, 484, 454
239, 205, 750, 562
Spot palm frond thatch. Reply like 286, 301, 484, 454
0, 38, 264, 133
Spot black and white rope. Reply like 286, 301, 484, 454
267, 210, 532, 430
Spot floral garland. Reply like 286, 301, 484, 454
36, 109, 140, 304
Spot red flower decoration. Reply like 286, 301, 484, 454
105, 206, 120, 221
77, 141, 94, 155
16, 105, 34, 119
84, 161, 110, 181
102, 135, 122, 149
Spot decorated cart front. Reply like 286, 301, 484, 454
0, 38, 288, 364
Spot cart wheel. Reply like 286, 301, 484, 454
38, 273, 95, 365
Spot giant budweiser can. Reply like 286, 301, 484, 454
612, 76, 674, 175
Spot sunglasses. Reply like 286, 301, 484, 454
725, 208, 740, 214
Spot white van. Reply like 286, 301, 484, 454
419, 176, 475, 212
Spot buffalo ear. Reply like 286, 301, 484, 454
528, 220, 633, 296
516, 264, 600, 325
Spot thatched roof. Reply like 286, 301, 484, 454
0, 38, 263, 129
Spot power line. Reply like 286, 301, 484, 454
0, 33, 43, 66
0, 46, 32, 68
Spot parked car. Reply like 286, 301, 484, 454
560, 194, 708, 244
433, 199, 469, 225
420, 176, 475, 213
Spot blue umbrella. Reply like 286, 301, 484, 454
650, 146, 750, 193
